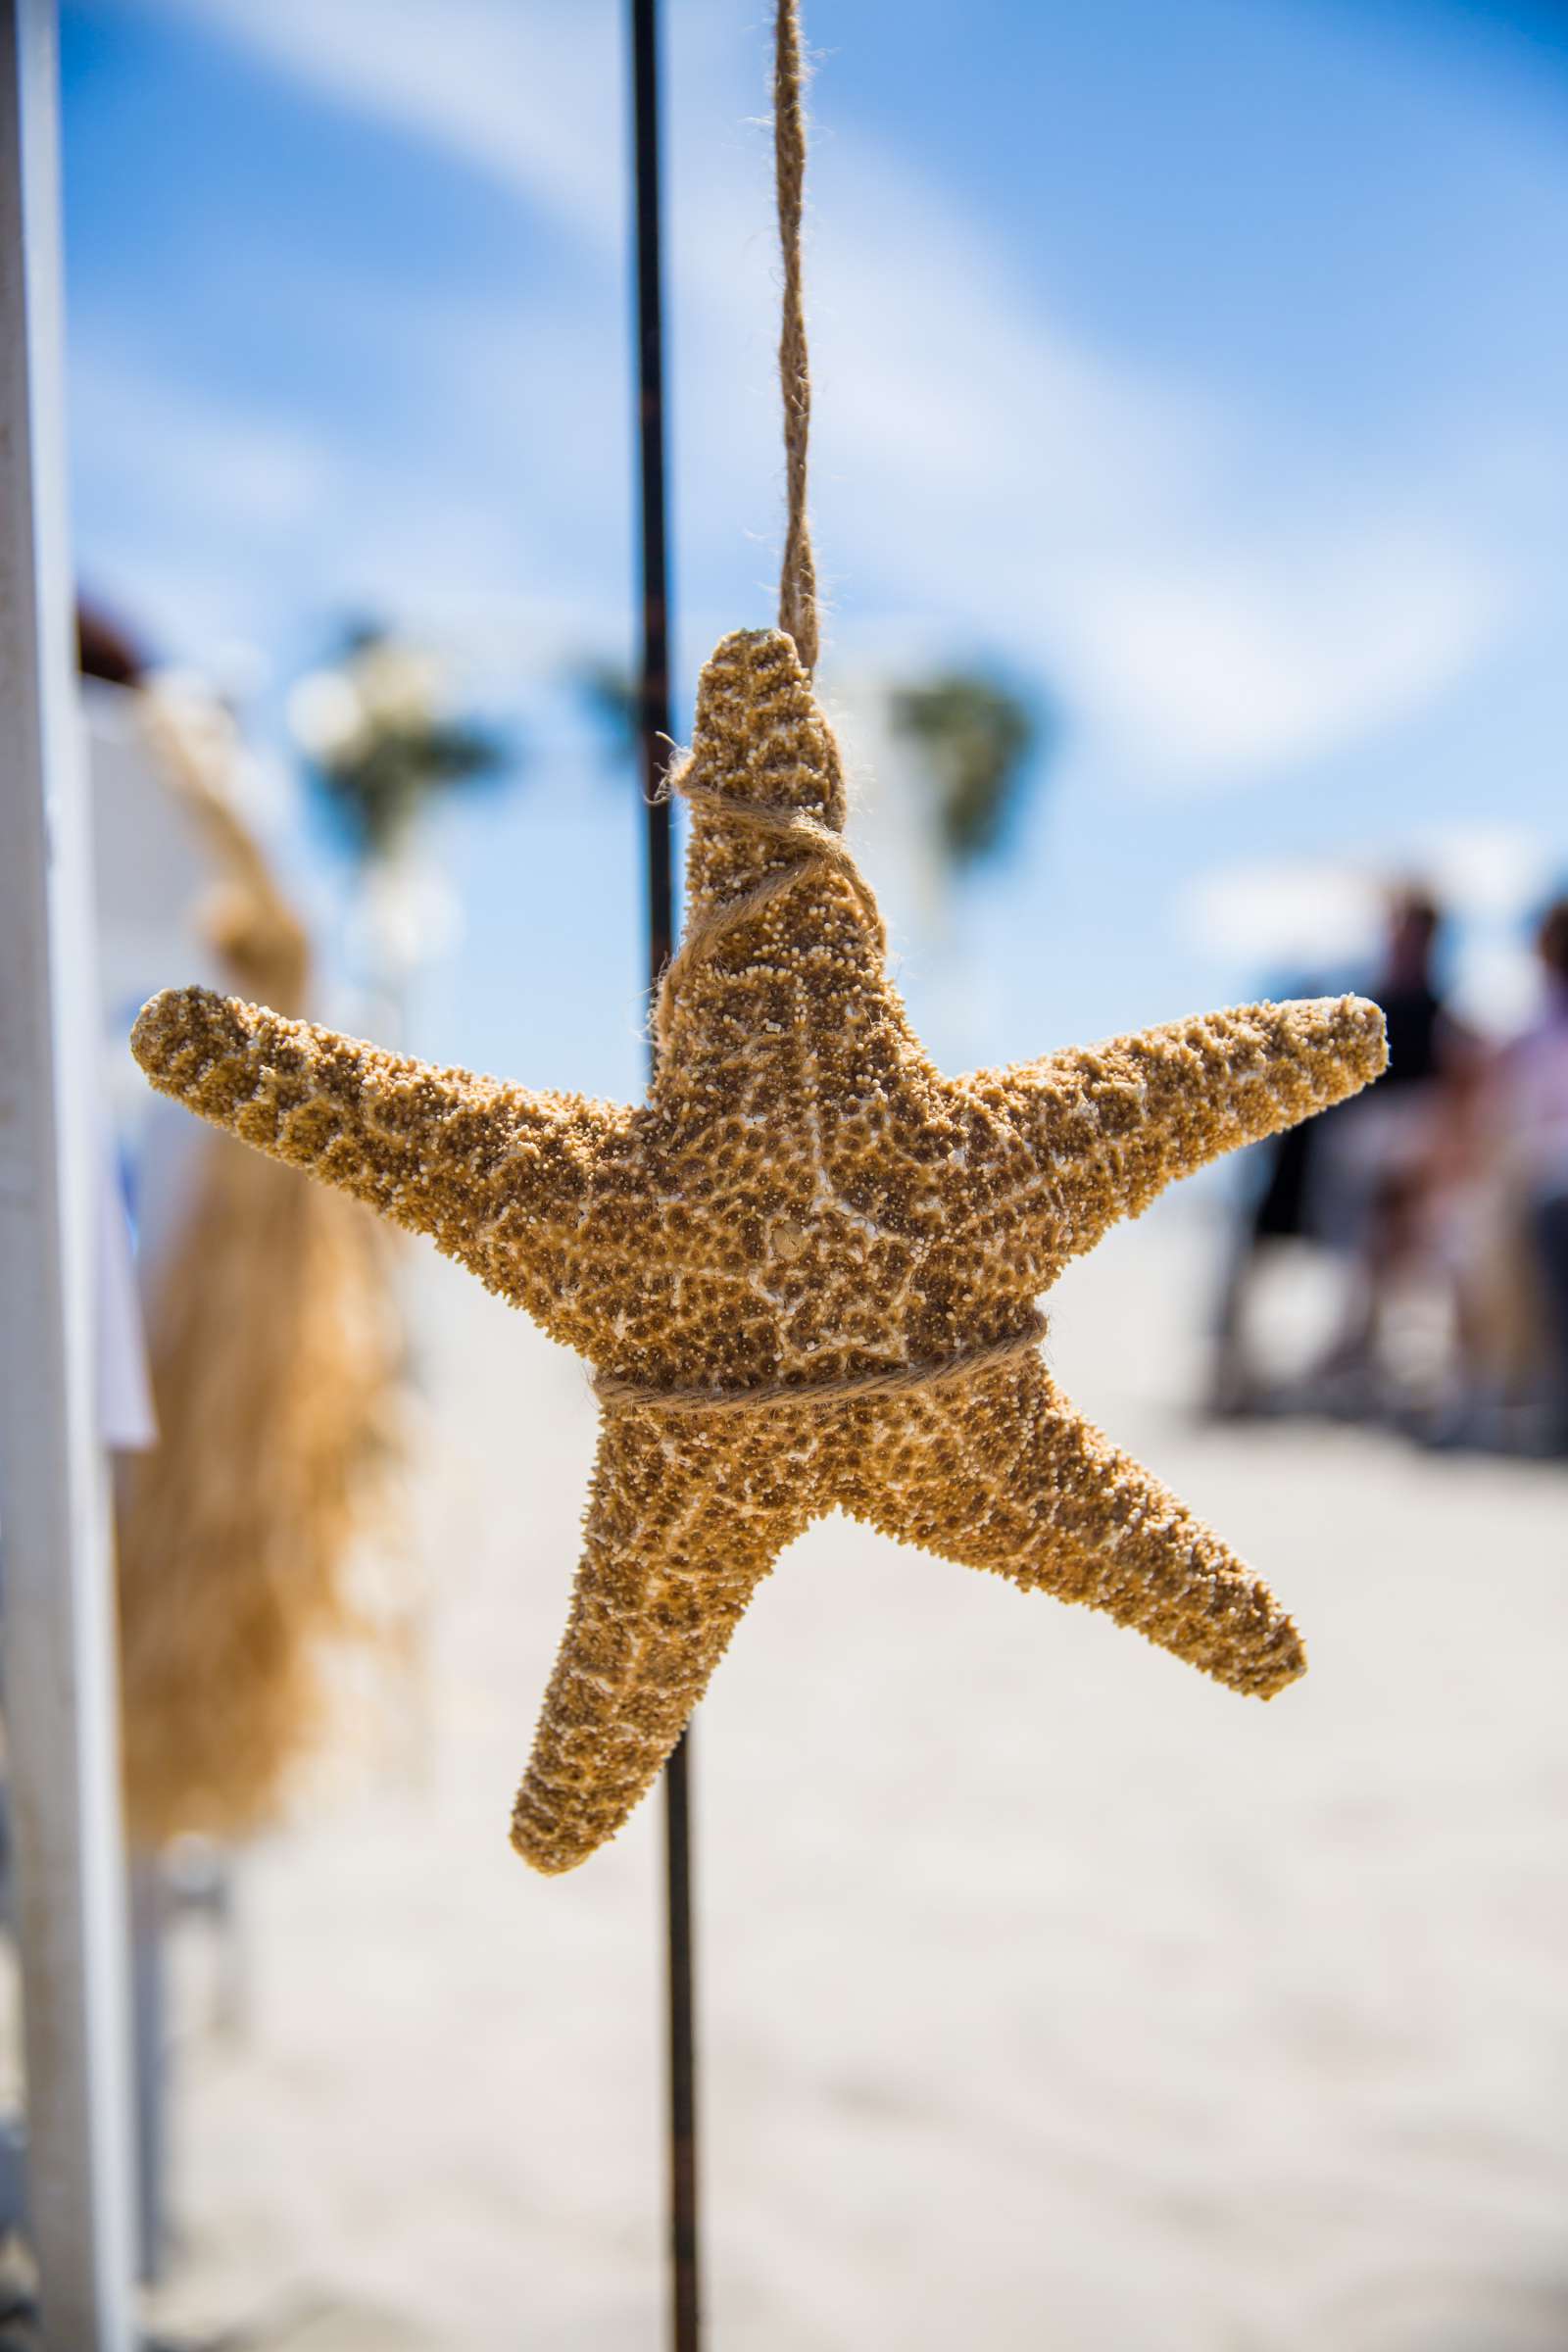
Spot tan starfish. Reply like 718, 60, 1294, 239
131, 628, 1387, 1874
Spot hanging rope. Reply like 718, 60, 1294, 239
647, 0, 833, 1054
775, 0, 818, 673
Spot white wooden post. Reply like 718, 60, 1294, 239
0, 0, 138, 2341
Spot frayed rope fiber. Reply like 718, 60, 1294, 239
775, 0, 817, 672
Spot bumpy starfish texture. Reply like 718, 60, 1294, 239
131, 628, 1388, 1874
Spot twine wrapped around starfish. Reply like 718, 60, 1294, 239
130, 627, 1386, 1873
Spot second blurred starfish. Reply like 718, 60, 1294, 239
131, 627, 1388, 1875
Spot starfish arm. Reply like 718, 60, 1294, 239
511, 1413, 815, 1874
963, 996, 1387, 1264
129, 985, 622, 1283
844, 1354, 1303, 1698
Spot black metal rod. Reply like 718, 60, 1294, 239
629, 5, 700, 2348
632, 0, 674, 966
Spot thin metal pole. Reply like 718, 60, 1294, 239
632, 0, 675, 971
629, 5, 700, 2348
0, 2, 138, 2340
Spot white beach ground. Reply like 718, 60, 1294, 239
143, 1203, 1568, 2352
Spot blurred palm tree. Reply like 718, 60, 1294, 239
889, 670, 1050, 871
288, 622, 507, 864
574, 656, 640, 774
288, 622, 512, 1045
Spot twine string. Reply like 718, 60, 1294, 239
653, 766, 884, 1051
775, 0, 818, 673
596, 1306, 1048, 1417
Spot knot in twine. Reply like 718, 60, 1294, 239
595, 1307, 1048, 1419
653, 765, 886, 1053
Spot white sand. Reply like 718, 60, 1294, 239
146, 1204, 1568, 2351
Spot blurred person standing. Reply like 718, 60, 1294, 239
1308, 888, 1472, 1411
1495, 897, 1568, 1448
1207, 974, 1335, 1416
1207, 894, 1460, 1417
1373, 890, 1450, 1096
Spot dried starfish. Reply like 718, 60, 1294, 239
132, 628, 1387, 1874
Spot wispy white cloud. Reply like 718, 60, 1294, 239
162, 0, 620, 242
69, 316, 617, 672
1177, 859, 1381, 975
1062, 523, 1509, 778
73, 339, 338, 536
132, 0, 1531, 786
1413, 821, 1556, 922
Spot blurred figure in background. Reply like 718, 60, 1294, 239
1313, 887, 1475, 1414
1209, 887, 1472, 1421
1210, 880, 1568, 1457
1207, 998, 1334, 1418
1495, 897, 1568, 1450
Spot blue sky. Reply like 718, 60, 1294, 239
61, 0, 1568, 1102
